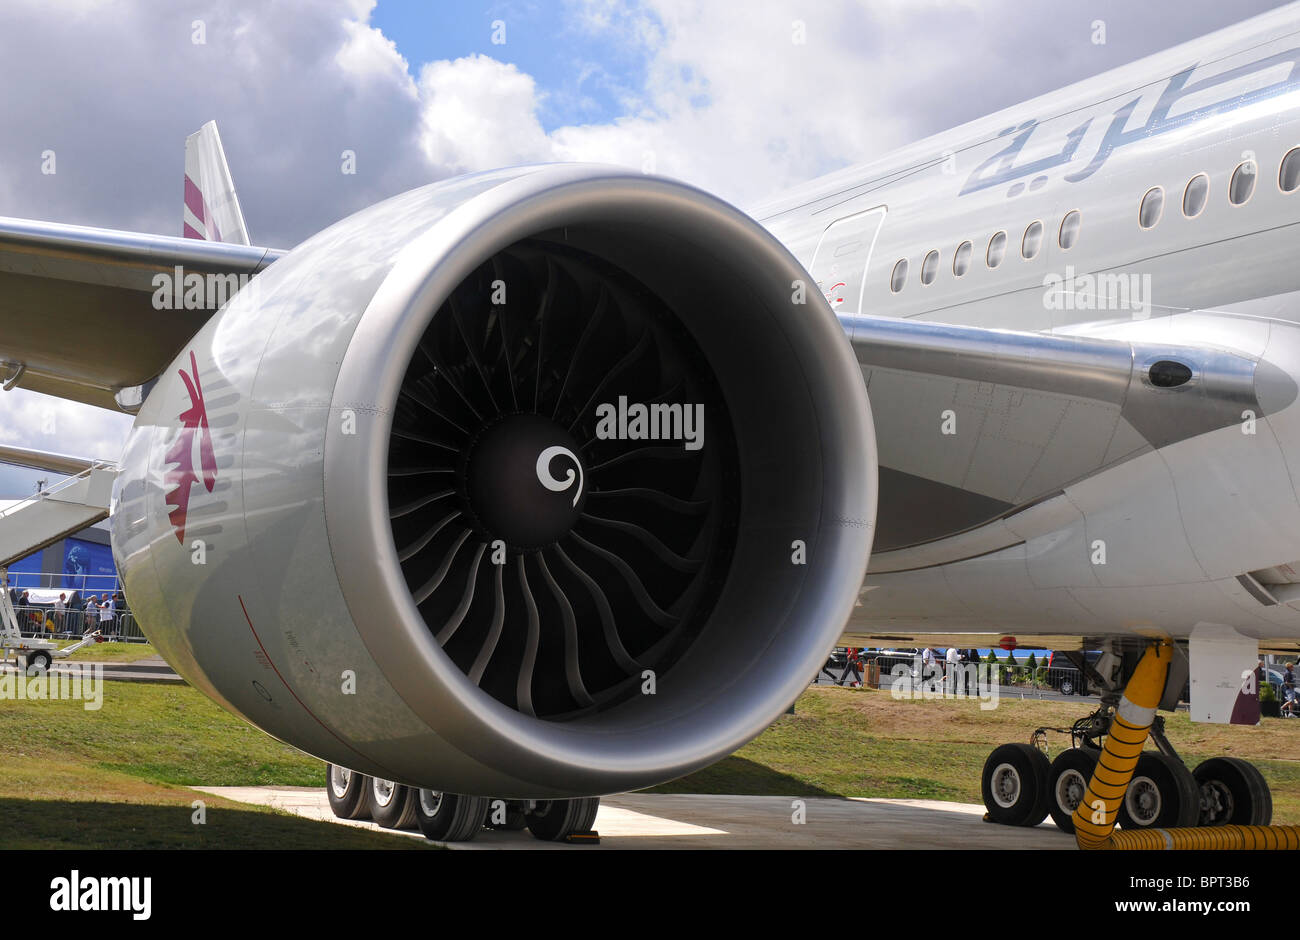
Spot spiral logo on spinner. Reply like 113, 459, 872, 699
535, 445, 584, 506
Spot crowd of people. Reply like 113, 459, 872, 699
5, 585, 128, 638
817, 646, 983, 689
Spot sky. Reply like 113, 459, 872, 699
0, 0, 1292, 496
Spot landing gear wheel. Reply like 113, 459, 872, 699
369, 778, 418, 830
1047, 747, 1098, 834
412, 790, 489, 842
981, 743, 1050, 827
525, 797, 601, 841
25, 651, 51, 674
1116, 752, 1199, 830
325, 764, 372, 820
1193, 757, 1272, 826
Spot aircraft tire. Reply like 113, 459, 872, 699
1193, 757, 1272, 826
325, 764, 372, 820
1116, 752, 1199, 830
525, 797, 600, 841
369, 778, 418, 830
1046, 747, 1098, 834
981, 743, 1050, 827
413, 791, 489, 841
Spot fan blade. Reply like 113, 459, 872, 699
449, 293, 500, 413
568, 531, 678, 629
535, 551, 595, 708
396, 510, 462, 562
578, 513, 702, 572
585, 487, 707, 514
416, 339, 483, 422
412, 528, 472, 605
490, 256, 521, 412
435, 542, 486, 645
565, 328, 652, 433
588, 445, 692, 474
389, 488, 456, 520
550, 283, 609, 420
468, 562, 506, 685
515, 556, 540, 717
552, 543, 642, 674
533, 257, 557, 412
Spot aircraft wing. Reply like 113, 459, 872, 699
0, 216, 281, 411
840, 311, 1291, 559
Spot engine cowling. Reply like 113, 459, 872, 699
112, 165, 876, 798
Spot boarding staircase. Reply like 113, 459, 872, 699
0, 458, 117, 569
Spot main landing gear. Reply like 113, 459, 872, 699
980, 642, 1273, 834
324, 764, 601, 844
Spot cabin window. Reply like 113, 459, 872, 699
987, 231, 1007, 268
1139, 186, 1164, 229
921, 250, 939, 285
1021, 221, 1043, 259
1182, 174, 1209, 217
1280, 148, 1300, 193
1058, 211, 1081, 250
1229, 160, 1257, 205
890, 258, 908, 293
953, 240, 972, 276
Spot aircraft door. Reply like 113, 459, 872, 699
808, 205, 887, 316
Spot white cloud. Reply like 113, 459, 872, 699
335, 15, 418, 97
0, 0, 1283, 471
0, 388, 131, 465
418, 55, 552, 172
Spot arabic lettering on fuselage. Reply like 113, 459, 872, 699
959, 47, 1300, 197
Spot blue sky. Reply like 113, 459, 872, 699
370, 0, 657, 131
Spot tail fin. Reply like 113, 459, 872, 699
183, 121, 251, 245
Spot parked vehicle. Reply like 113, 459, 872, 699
1045, 650, 1103, 696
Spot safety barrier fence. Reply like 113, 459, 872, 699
820, 651, 1098, 698
5, 603, 147, 643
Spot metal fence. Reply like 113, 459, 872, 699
824, 650, 1100, 698
6, 603, 148, 643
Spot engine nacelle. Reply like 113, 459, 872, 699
112, 165, 876, 797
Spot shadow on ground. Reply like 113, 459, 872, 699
645, 757, 841, 798
0, 797, 430, 849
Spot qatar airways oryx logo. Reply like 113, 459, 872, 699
536, 445, 583, 506
163, 350, 216, 544
594, 396, 704, 451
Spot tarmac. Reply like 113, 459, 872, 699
193, 786, 1076, 849
0, 655, 182, 683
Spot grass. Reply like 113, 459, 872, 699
648, 686, 1300, 824
55, 640, 158, 662
0, 680, 1293, 847
0, 682, 423, 848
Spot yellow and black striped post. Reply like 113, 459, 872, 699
1073, 641, 1300, 850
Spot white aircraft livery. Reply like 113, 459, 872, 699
1, 6, 1298, 845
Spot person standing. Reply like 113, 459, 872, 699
945, 647, 961, 695
1284, 662, 1297, 717
98, 594, 116, 636
838, 647, 863, 687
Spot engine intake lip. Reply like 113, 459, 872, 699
325, 165, 876, 795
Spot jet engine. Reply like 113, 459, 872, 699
111, 164, 876, 797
